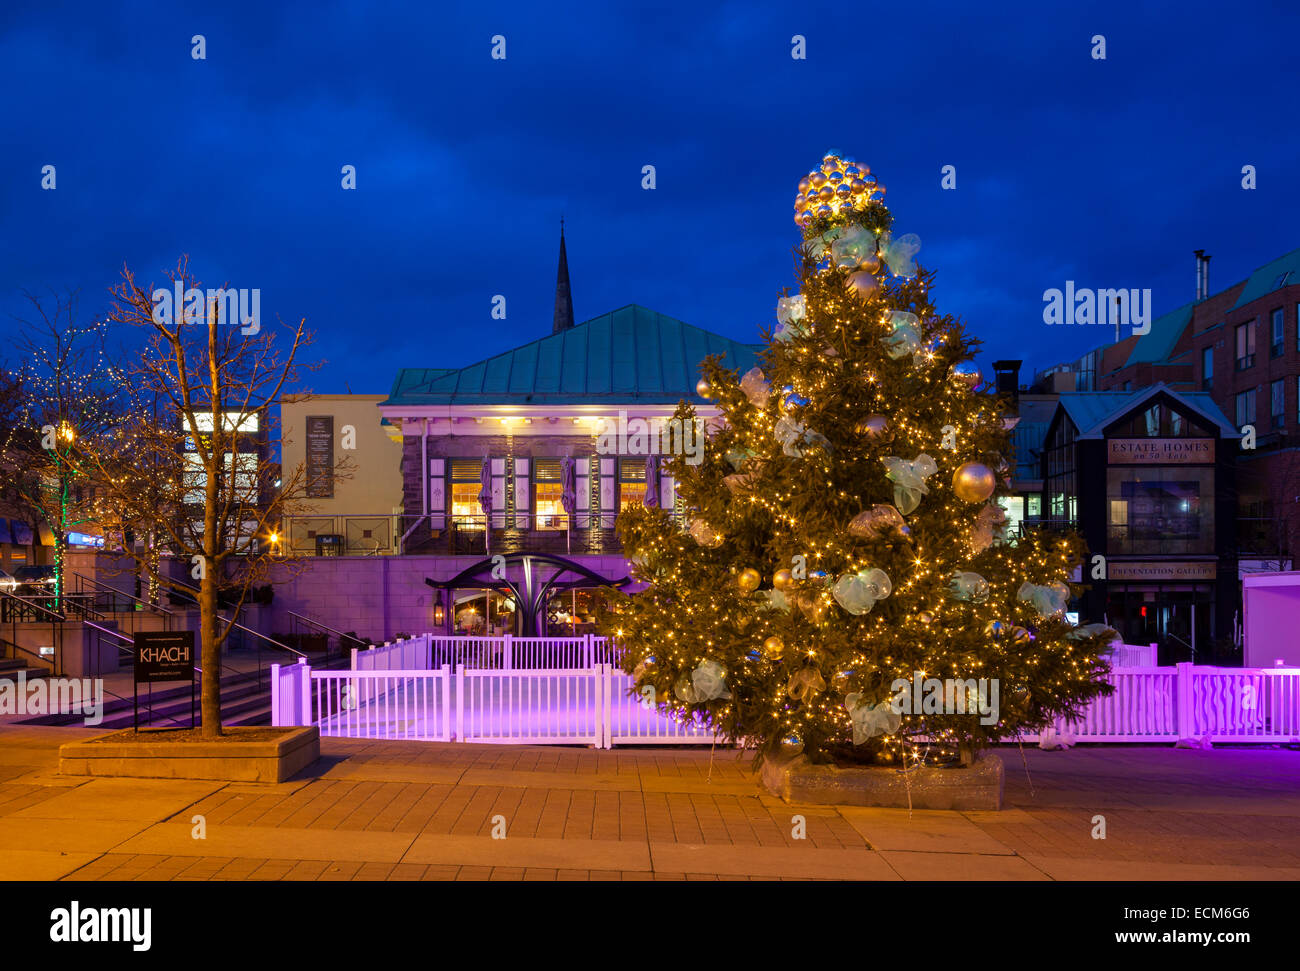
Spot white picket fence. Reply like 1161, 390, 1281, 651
425, 634, 622, 670
272, 655, 715, 749
269, 635, 1300, 748
1018, 663, 1300, 743
1106, 641, 1157, 668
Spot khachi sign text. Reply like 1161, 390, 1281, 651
134, 631, 195, 684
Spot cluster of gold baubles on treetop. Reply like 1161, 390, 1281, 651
794, 152, 884, 229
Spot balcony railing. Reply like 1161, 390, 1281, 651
285, 512, 688, 557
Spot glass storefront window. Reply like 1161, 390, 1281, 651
997, 496, 1023, 541
450, 459, 484, 528
1106, 467, 1214, 555
619, 457, 647, 509
533, 459, 565, 529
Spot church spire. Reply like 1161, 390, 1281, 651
552, 218, 574, 334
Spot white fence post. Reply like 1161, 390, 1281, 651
1175, 662, 1194, 738
270, 663, 282, 726
299, 658, 311, 728
584, 633, 593, 669
455, 664, 465, 741
440, 664, 451, 740
503, 633, 513, 671
602, 663, 612, 749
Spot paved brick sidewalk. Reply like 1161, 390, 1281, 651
1, 725, 1298, 880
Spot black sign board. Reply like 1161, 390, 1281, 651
133, 630, 197, 730
135, 630, 195, 684
306, 415, 334, 498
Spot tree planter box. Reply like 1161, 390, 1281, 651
58, 727, 320, 783
761, 752, 1004, 810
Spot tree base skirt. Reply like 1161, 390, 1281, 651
58, 727, 320, 783
760, 751, 1004, 810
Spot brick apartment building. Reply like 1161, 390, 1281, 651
1031, 246, 1300, 569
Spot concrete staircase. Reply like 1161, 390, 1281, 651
0, 635, 53, 680
19, 651, 350, 730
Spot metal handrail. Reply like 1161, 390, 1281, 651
159, 575, 304, 658
82, 619, 133, 645
71, 572, 176, 616
0, 590, 67, 623
285, 610, 361, 643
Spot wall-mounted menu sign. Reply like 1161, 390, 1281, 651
1108, 438, 1215, 464
1108, 561, 1217, 581
306, 415, 334, 498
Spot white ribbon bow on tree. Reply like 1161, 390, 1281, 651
831, 568, 892, 615
674, 659, 731, 703
882, 453, 938, 514
845, 693, 902, 744
1018, 581, 1070, 619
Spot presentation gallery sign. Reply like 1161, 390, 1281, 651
1108, 438, 1215, 464
1108, 561, 1218, 581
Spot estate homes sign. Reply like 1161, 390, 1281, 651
1108, 561, 1218, 581
1108, 438, 1215, 464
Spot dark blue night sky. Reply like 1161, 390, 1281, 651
3, 1, 1297, 392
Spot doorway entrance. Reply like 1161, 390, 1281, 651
1104, 584, 1215, 664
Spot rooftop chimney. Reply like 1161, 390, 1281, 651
991, 360, 1022, 406
1194, 249, 1212, 302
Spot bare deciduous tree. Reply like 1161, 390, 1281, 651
76, 258, 326, 735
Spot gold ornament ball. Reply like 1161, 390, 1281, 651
738, 568, 762, 593
778, 734, 805, 759
797, 177, 811, 194
772, 569, 792, 591
952, 462, 997, 503
696, 378, 713, 398
762, 635, 785, 660
809, 172, 827, 188
951, 362, 982, 390
847, 271, 878, 296
918, 611, 934, 625
855, 414, 890, 439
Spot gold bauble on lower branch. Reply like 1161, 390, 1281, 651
737, 568, 762, 593
696, 378, 713, 398
952, 462, 997, 503
917, 611, 935, 625
772, 569, 792, 591
762, 635, 785, 660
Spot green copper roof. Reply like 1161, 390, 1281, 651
383, 305, 763, 407
1123, 302, 1194, 365
1055, 386, 1235, 439
1230, 245, 1300, 311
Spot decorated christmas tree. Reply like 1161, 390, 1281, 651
602, 152, 1116, 769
